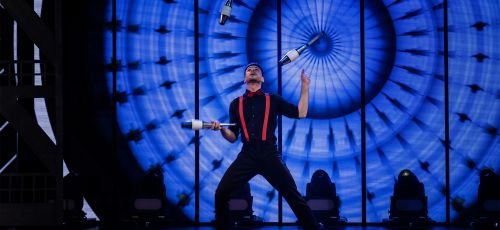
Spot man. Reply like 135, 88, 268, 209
210, 63, 319, 229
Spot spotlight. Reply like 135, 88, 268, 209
228, 182, 263, 226
471, 168, 500, 228
385, 169, 432, 226
128, 165, 170, 227
304, 170, 346, 225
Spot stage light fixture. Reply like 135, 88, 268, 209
128, 165, 170, 226
386, 169, 432, 226
303, 169, 346, 225
227, 182, 263, 226
471, 168, 500, 228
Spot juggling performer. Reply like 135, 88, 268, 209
209, 63, 320, 230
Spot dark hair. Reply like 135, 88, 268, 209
244, 62, 263, 76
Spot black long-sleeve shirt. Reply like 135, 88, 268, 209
228, 90, 299, 153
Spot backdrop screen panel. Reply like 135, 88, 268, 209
104, 0, 500, 223
198, 0, 279, 222
364, 0, 446, 222
448, 0, 500, 222
106, 0, 196, 219
279, 0, 362, 223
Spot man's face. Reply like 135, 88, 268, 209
244, 65, 264, 84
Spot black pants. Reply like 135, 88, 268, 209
214, 145, 319, 230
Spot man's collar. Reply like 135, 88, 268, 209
244, 89, 264, 97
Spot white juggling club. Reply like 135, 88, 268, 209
219, 0, 232, 25
279, 31, 325, 66
181, 119, 236, 131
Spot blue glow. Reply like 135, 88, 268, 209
276, 0, 366, 222
197, 0, 279, 222
365, 0, 446, 222
105, 0, 500, 223
448, 0, 500, 222
106, 0, 196, 219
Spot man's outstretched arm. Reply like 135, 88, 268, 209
220, 126, 237, 143
210, 121, 237, 143
298, 69, 310, 118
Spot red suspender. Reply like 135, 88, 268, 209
238, 93, 271, 142
262, 93, 270, 141
239, 96, 250, 142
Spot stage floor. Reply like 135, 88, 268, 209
17, 225, 472, 230
72, 225, 474, 230
85, 227, 471, 230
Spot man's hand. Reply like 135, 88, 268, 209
301, 69, 310, 86
210, 121, 222, 130
212, 120, 237, 143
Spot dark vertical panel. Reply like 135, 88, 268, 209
277, 0, 283, 225
360, 0, 366, 225
194, 0, 200, 224
112, 0, 118, 211
62, 0, 131, 221
444, 0, 450, 224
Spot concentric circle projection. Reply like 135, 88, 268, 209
105, 0, 500, 223
248, 0, 395, 119
271, 0, 401, 222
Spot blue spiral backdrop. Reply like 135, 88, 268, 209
105, 0, 500, 223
